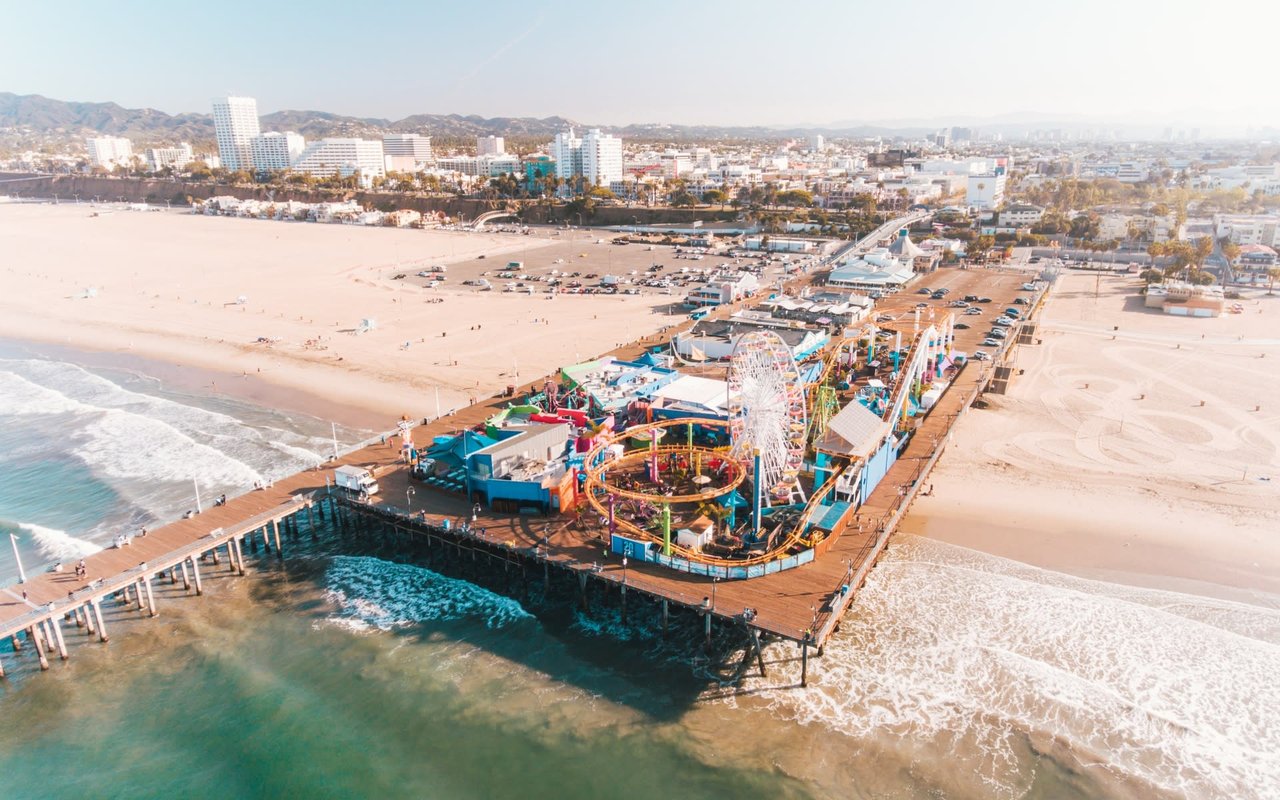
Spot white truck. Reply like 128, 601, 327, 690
334, 465, 379, 497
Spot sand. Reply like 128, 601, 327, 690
0, 203, 688, 428
902, 272, 1280, 600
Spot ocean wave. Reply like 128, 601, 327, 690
324, 555, 534, 632
736, 536, 1280, 800
77, 410, 265, 488
0, 358, 340, 495
17, 522, 103, 561
0, 370, 88, 415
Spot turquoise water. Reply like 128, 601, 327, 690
1, 348, 1278, 799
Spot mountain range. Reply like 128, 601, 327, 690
0, 91, 1222, 144
0, 92, 938, 145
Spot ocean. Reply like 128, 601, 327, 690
1, 346, 1277, 800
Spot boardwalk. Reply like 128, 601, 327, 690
1, 227, 1039, 678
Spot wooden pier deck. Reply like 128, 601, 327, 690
0, 247, 1040, 678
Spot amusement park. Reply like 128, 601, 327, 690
410, 308, 963, 581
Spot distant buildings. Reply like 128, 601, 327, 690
86, 136, 133, 168
145, 143, 193, 172
1214, 213, 1280, 247
291, 138, 386, 183
382, 134, 434, 171
212, 96, 261, 172
966, 173, 1006, 211
250, 132, 305, 172
551, 128, 623, 188
435, 154, 521, 177
477, 135, 505, 156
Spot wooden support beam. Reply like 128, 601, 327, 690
50, 616, 68, 660
91, 600, 108, 642
179, 560, 191, 591
800, 640, 808, 687
272, 519, 283, 558
29, 626, 49, 671
190, 555, 204, 596
142, 576, 158, 618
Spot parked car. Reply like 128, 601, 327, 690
915, 302, 929, 308
1014, 297, 1029, 305
983, 337, 1001, 346
963, 294, 979, 302
954, 322, 970, 329
964, 307, 983, 315
988, 329, 1008, 339
971, 350, 992, 361
1021, 283, 1036, 290
917, 287, 932, 295
977, 297, 993, 303
993, 317, 1014, 326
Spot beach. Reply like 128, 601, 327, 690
903, 272, 1280, 600
1, 209, 1278, 798
0, 203, 687, 428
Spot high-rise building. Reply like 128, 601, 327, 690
145, 143, 194, 172
477, 135, 505, 156
807, 134, 826, 152
551, 128, 622, 188
86, 136, 133, 168
551, 129, 583, 180
382, 134, 433, 162
581, 129, 623, 186
251, 131, 306, 172
291, 138, 386, 184
212, 96, 261, 172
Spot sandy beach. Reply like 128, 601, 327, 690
903, 272, 1280, 600
0, 203, 687, 429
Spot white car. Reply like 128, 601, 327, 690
971, 350, 992, 361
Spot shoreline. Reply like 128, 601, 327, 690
0, 336, 388, 433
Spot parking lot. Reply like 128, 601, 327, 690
378, 226, 810, 303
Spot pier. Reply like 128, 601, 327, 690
0, 246, 1044, 683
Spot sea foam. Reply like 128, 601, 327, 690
736, 536, 1280, 800
324, 555, 534, 632
18, 522, 103, 561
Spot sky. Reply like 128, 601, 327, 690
3, 0, 1276, 131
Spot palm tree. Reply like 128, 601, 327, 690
1267, 267, 1280, 295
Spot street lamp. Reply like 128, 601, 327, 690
9, 533, 27, 584
406, 485, 416, 515
711, 576, 719, 610
622, 555, 628, 586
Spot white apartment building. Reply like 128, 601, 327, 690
86, 136, 133, 168
550, 128, 623, 187
291, 138, 385, 183
1214, 213, 1280, 247
250, 131, 306, 172
212, 96, 261, 172
807, 135, 826, 152
550, 129, 583, 180
144, 143, 194, 172
966, 173, 1006, 211
477, 136, 505, 156
382, 134, 433, 161
435, 154, 521, 177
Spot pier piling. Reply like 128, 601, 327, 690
50, 616, 68, 660
143, 577, 157, 617
29, 627, 49, 671
91, 601, 107, 642
189, 556, 203, 596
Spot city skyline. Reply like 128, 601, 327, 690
3, 0, 1276, 134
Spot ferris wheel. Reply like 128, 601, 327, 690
727, 331, 808, 506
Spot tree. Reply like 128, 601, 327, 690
703, 189, 729, 208
1267, 267, 1280, 295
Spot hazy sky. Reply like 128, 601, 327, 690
3, 0, 1275, 128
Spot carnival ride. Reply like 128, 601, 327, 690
727, 331, 808, 509
550, 311, 958, 574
